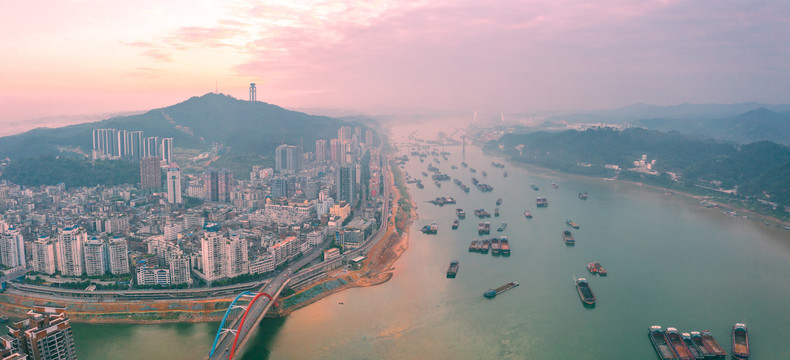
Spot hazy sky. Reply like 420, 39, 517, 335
1, 0, 789, 123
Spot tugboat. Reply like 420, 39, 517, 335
446, 260, 459, 278
562, 230, 575, 245
496, 198, 503, 206
483, 281, 519, 298
579, 192, 588, 200
731, 323, 749, 360
451, 219, 460, 230
575, 278, 595, 305
497, 222, 507, 232
566, 219, 580, 229
649, 326, 680, 360
523, 211, 533, 219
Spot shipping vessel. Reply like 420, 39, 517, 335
478, 222, 491, 235
496, 198, 503, 206
700, 330, 727, 358
482, 171, 487, 177
731, 323, 749, 360
562, 230, 575, 245
566, 219, 580, 229
490, 237, 500, 255
586, 262, 607, 275
530, 183, 539, 191
446, 260, 459, 278
456, 208, 466, 219
483, 281, 519, 298
420, 223, 438, 234
494, 208, 500, 217
524, 211, 533, 219
499, 237, 510, 256
474, 209, 491, 218
416, 181, 424, 189
666, 327, 696, 360
468, 240, 478, 252
503, 171, 508, 178
680, 333, 705, 360
579, 192, 588, 200
688, 332, 716, 358
575, 278, 595, 305
461, 184, 470, 193
551, 182, 559, 189
451, 219, 459, 230
536, 197, 548, 207
479, 239, 490, 253
649, 326, 680, 360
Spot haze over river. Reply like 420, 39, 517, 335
73, 120, 790, 359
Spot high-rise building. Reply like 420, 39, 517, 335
57, 227, 85, 277
275, 144, 303, 173
330, 138, 342, 164
202, 168, 233, 203
315, 139, 328, 162
200, 232, 225, 282
271, 177, 288, 198
160, 138, 173, 164
224, 234, 249, 278
0, 227, 25, 268
166, 166, 182, 204
31, 236, 57, 275
92, 128, 119, 159
83, 237, 107, 277
336, 164, 357, 204
249, 83, 256, 101
365, 129, 374, 145
5, 306, 77, 360
130, 131, 145, 160
270, 236, 299, 267
144, 137, 160, 158
107, 237, 130, 275
136, 264, 170, 286
168, 253, 192, 285
140, 156, 161, 190
200, 232, 249, 282
338, 126, 351, 142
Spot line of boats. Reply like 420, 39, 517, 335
468, 236, 511, 256
483, 281, 518, 298
428, 196, 456, 206
649, 324, 749, 360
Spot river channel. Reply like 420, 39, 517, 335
72, 121, 790, 359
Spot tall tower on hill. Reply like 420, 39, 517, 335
249, 83, 256, 101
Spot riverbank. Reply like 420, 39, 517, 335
485, 148, 790, 229
273, 161, 416, 316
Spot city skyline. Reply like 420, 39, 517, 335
2, 0, 789, 125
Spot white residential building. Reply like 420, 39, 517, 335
0, 227, 25, 268
57, 227, 86, 277
31, 236, 57, 275
166, 166, 182, 204
137, 265, 171, 286
201, 232, 250, 282
168, 253, 192, 285
83, 237, 107, 276
107, 236, 130, 275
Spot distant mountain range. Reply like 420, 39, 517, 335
0, 93, 353, 159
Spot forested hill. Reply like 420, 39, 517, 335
0, 93, 352, 159
490, 128, 790, 206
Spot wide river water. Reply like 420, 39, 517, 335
72, 120, 790, 359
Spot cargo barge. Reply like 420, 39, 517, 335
479, 239, 490, 254
499, 237, 510, 256
566, 219, 580, 229
563, 230, 575, 245
456, 208, 466, 219
451, 219, 459, 230
420, 223, 438, 234
680, 332, 705, 360
468, 240, 477, 252
490, 237, 500, 255
586, 262, 607, 276
649, 326, 680, 360
524, 211, 532, 219
536, 197, 548, 207
731, 323, 749, 360
483, 281, 519, 298
575, 278, 595, 305
579, 192, 588, 200
688, 332, 716, 358
666, 327, 696, 360
446, 260, 459, 278
699, 330, 727, 358
474, 209, 491, 218
478, 222, 491, 235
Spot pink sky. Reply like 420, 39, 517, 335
1, 0, 789, 125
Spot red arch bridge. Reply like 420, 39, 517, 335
209, 291, 275, 359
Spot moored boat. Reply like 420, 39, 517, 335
480, 239, 490, 254
666, 327, 696, 360
420, 223, 438, 234
490, 237, 501, 255
499, 237, 510, 256
700, 330, 727, 358
562, 230, 575, 245
575, 278, 595, 305
731, 323, 749, 360
689, 332, 715, 358
456, 208, 466, 219
451, 219, 459, 230
680, 332, 705, 360
524, 211, 532, 219
579, 192, 588, 200
649, 326, 680, 360
496, 198, 503, 206
446, 260, 459, 278
566, 219, 580, 229
468, 240, 478, 252
494, 208, 500, 217
497, 222, 507, 232
536, 197, 548, 207
503, 171, 508, 178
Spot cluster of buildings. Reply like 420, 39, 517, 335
91, 128, 173, 164
0, 125, 386, 291
0, 307, 77, 360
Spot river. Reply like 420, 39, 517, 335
72, 120, 790, 359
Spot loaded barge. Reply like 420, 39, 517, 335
731, 323, 749, 360
499, 237, 510, 256
666, 327, 696, 360
699, 330, 727, 358
483, 281, 519, 298
649, 326, 680, 360
575, 278, 595, 305
566, 219, 580, 229
446, 260, 459, 278
688, 332, 716, 358
562, 230, 575, 245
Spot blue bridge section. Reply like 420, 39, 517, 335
209, 291, 253, 357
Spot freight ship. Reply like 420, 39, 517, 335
499, 237, 510, 256
575, 278, 595, 305
468, 240, 477, 252
731, 323, 749, 360
524, 211, 533, 219
420, 223, 438, 234
483, 281, 519, 298
478, 222, 491, 235
700, 330, 727, 358
536, 197, 548, 207
446, 260, 459, 278
562, 230, 575, 245
503, 171, 508, 178
666, 327, 696, 360
456, 208, 466, 219
416, 181, 424, 189
494, 208, 500, 217
490, 237, 500, 255
649, 326, 680, 360
566, 219, 580, 229
551, 182, 559, 189
461, 184, 470, 193
680, 333, 705, 360
451, 219, 459, 230
579, 192, 588, 200
586, 262, 607, 275
688, 332, 716, 358
479, 239, 490, 254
